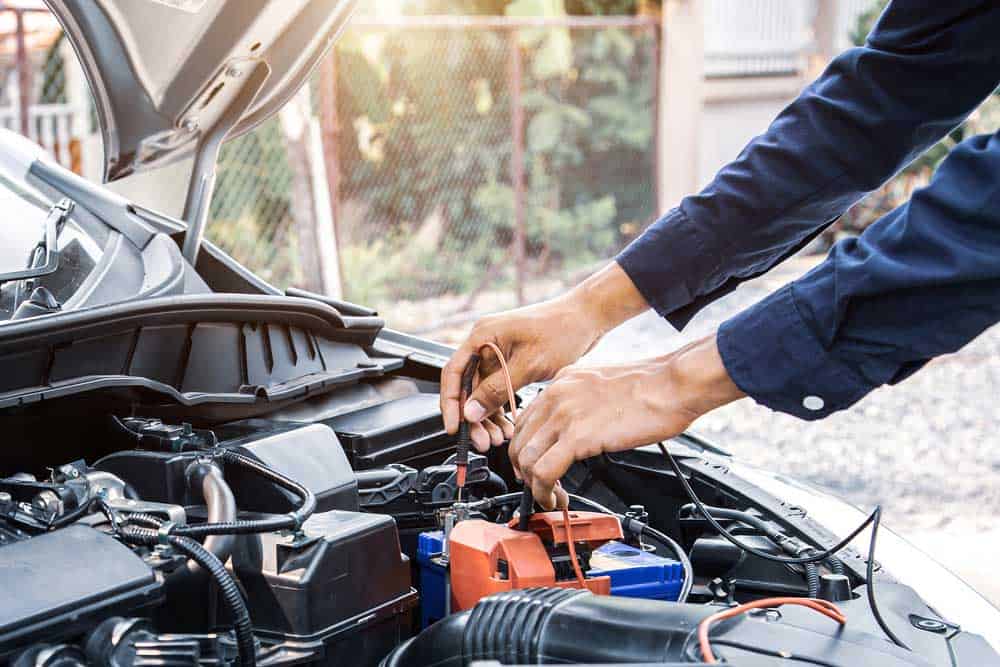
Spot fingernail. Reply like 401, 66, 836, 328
464, 399, 486, 422
471, 428, 490, 452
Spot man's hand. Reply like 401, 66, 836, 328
509, 333, 745, 509
440, 262, 649, 451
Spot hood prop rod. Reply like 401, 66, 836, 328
181, 61, 271, 266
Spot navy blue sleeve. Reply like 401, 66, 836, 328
718, 130, 1000, 419
616, 0, 1000, 328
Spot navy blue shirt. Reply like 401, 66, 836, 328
616, 1, 1000, 420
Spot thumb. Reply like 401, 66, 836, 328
464, 368, 518, 423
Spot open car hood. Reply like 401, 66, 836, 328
45, 0, 355, 182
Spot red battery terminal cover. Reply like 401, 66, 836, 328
447, 511, 624, 611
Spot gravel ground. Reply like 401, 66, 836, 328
582, 254, 1000, 604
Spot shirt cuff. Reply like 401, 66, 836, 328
717, 284, 874, 420
615, 208, 722, 328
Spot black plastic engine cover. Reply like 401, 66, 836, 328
0, 525, 161, 657
223, 423, 359, 513
228, 510, 417, 665
96, 423, 358, 513
323, 393, 452, 470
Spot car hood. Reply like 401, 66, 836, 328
45, 0, 356, 182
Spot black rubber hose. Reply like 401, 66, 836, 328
171, 450, 315, 539
119, 526, 256, 667
804, 562, 821, 597
680, 503, 789, 545
826, 556, 846, 575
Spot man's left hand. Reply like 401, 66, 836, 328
508, 333, 745, 509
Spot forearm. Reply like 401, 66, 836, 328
663, 334, 746, 419
565, 262, 651, 339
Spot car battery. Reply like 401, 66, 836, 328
416, 530, 448, 628
416, 531, 685, 628
586, 540, 685, 601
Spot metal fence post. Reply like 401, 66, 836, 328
659, 0, 704, 210
319, 50, 346, 297
508, 29, 526, 306
651, 22, 663, 215
15, 9, 32, 138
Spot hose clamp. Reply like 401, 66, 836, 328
157, 521, 176, 545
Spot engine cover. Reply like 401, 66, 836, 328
0, 525, 161, 658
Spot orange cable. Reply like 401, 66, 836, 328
697, 597, 846, 663
476, 342, 586, 588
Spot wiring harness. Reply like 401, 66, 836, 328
657, 441, 908, 652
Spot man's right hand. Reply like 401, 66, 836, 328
440, 262, 651, 450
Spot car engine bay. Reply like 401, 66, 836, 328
1, 338, 996, 666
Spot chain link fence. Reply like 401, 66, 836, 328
8, 3, 899, 336
208, 16, 660, 331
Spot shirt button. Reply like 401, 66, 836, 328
803, 395, 825, 411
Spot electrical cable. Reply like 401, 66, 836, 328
168, 449, 316, 539
707, 639, 843, 667
657, 442, 908, 650
864, 505, 909, 649
118, 525, 256, 667
697, 596, 846, 663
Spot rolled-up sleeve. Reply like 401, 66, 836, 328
617, 0, 1000, 329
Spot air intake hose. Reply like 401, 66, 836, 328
382, 589, 714, 667
383, 587, 922, 667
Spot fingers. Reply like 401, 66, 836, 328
441, 338, 483, 434
508, 397, 554, 478
530, 441, 578, 510
464, 368, 516, 424
481, 418, 505, 449
494, 414, 515, 441
470, 422, 491, 452
469, 415, 513, 453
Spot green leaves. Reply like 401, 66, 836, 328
506, 0, 573, 79
527, 103, 590, 153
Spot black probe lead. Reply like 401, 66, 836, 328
455, 354, 481, 493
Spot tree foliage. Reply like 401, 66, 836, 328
328, 0, 655, 305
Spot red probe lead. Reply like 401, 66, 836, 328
698, 597, 846, 663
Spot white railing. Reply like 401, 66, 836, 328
704, 0, 877, 78
0, 102, 85, 170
